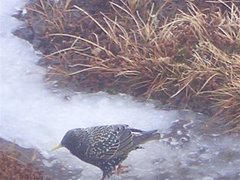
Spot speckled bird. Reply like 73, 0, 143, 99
53, 124, 160, 180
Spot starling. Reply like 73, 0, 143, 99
53, 124, 160, 179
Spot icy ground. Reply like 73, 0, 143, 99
0, 1, 240, 180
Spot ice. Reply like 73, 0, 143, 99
0, 1, 240, 180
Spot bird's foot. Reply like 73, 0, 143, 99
115, 164, 128, 175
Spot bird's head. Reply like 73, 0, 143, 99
52, 128, 85, 153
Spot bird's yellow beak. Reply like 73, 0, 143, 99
51, 144, 63, 151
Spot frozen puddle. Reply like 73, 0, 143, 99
0, 1, 240, 180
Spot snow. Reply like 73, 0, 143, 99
0, 1, 240, 180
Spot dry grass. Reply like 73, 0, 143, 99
0, 138, 45, 180
19, 0, 240, 133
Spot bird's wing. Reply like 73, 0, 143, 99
86, 124, 135, 160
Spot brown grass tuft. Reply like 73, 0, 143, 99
15, 0, 240, 133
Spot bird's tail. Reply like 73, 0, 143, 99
132, 129, 161, 146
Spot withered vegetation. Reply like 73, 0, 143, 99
14, 0, 240, 133
0, 137, 84, 179
0, 138, 46, 180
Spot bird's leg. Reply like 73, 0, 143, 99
115, 164, 129, 175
